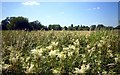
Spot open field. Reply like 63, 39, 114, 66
1, 30, 120, 74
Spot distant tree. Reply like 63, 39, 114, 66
68, 24, 74, 30
71, 24, 73, 27
74, 25, 79, 30
90, 25, 96, 31
48, 24, 62, 30
63, 26, 68, 30
1, 17, 10, 30
7, 16, 29, 30
115, 25, 120, 29
97, 24, 105, 30
29, 20, 42, 30
106, 26, 113, 30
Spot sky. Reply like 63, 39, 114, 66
1, 2, 119, 27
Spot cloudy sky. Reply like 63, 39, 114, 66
2, 1, 118, 27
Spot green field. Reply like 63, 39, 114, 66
2, 30, 120, 74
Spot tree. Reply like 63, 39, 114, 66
29, 20, 43, 30
90, 25, 96, 31
63, 26, 68, 30
74, 25, 79, 30
1, 17, 10, 30
7, 16, 29, 30
48, 24, 62, 30
97, 24, 105, 30
115, 25, 120, 29
106, 26, 113, 30
68, 24, 74, 30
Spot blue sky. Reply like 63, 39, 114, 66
2, 2, 118, 27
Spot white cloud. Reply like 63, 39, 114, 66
22, 1, 40, 6
88, 6, 100, 10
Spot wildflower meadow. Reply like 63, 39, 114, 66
1, 30, 120, 74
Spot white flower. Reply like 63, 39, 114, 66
63, 47, 69, 51
69, 45, 75, 50
49, 50, 57, 57
114, 57, 118, 63
107, 45, 111, 48
81, 54, 85, 58
74, 39, 79, 46
87, 45, 90, 49
51, 42, 58, 47
74, 64, 90, 74
11, 57, 18, 64
86, 64, 90, 70
83, 59, 86, 63
57, 52, 66, 59
68, 51, 73, 57
46, 45, 53, 50
101, 37, 104, 39
31, 49, 43, 58
52, 69, 61, 73
28, 64, 34, 73
26, 57, 30, 62
97, 43, 102, 47
74, 68, 81, 73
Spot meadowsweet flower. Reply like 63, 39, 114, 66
74, 64, 90, 73
101, 37, 105, 39
107, 45, 111, 48
3, 64, 11, 70
57, 52, 66, 59
69, 45, 75, 50
80, 64, 86, 72
63, 47, 69, 51
11, 56, 18, 64
86, 64, 90, 70
52, 68, 61, 73
102, 71, 107, 74
74, 68, 81, 73
73, 39, 79, 46
83, 59, 86, 63
114, 57, 118, 63
97, 43, 102, 47
51, 42, 58, 47
46, 45, 53, 50
109, 53, 113, 57
81, 54, 85, 58
68, 51, 73, 57
31, 49, 43, 58
87, 45, 90, 49
28, 64, 34, 73
49, 50, 57, 57
26, 57, 30, 62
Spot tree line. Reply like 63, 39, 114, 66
1, 16, 120, 31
